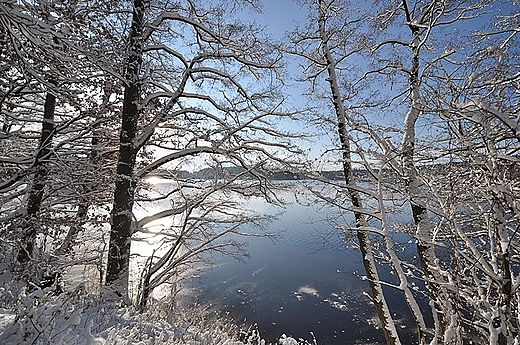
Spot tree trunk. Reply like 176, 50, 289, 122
400, 2, 459, 341
493, 199, 514, 344
18, 88, 56, 263
317, 2, 401, 343
104, 0, 147, 303
484, 131, 514, 344
56, 127, 101, 256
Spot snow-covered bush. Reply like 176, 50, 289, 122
0, 276, 307, 345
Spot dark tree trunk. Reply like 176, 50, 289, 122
18, 89, 56, 263
56, 127, 101, 256
104, 0, 147, 302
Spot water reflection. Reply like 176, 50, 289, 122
193, 188, 418, 344
135, 179, 419, 344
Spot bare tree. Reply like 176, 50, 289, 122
134, 171, 280, 309
416, 4, 520, 341
104, 0, 305, 304
290, 1, 400, 343
287, 1, 433, 343
289, 0, 520, 343
0, 0, 120, 269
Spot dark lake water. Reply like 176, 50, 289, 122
188, 187, 421, 344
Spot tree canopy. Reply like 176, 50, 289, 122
1, 0, 519, 344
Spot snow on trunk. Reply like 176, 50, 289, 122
400, 3, 460, 342
105, 0, 148, 304
375, 175, 428, 343
482, 129, 515, 343
18, 85, 56, 263
317, 2, 401, 343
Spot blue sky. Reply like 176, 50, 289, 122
253, 1, 341, 168
241, 1, 347, 169
253, 0, 307, 38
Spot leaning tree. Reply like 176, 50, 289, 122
289, 0, 519, 343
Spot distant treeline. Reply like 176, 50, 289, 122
149, 162, 501, 182
148, 167, 373, 181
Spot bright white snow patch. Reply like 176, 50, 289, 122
293, 286, 319, 301
0, 310, 16, 334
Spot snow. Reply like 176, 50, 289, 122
292, 286, 319, 301
295, 286, 319, 297
82, 321, 106, 345
0, 310, 16, 334
0, 262, 308, 345
279, 334, 299, 345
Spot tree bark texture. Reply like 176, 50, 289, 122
105, 0, 148, 302
400, 1, 459, 342
18, 88, 56, 263
317, 2, 401, 343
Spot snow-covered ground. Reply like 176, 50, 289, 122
0, 309, 16, 335
0, 261, 309, 345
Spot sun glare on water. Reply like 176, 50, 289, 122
144, 175, 169, 185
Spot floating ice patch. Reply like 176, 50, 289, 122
298, 286, 318, 296
324, 292, 349, 311
324, 298, 349, 311
293, 285, 319, 300
251, 264, 267, 277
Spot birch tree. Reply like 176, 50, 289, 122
288, 1, 429, 343
293, 1, 398, 343
369, 1, 464, 341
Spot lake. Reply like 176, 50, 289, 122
173, 184, 423, 345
